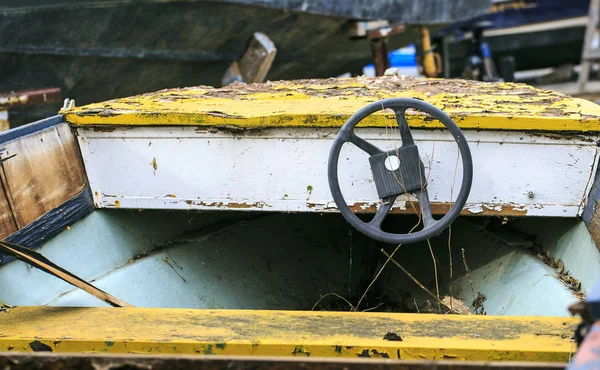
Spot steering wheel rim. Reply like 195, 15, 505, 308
327, 98, 473, 244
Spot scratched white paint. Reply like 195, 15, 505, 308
76, 126, 600, 217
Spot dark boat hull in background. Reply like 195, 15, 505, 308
0, 0, 491, 118
437, 0, 589, 78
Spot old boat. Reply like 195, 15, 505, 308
0, 76, 599, 365
0, 0, 491, 113
437, 0, 590, 77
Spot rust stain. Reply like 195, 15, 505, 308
227, 202, 266, 209
308, 202, 528, 216
165, 194, 177, 198
150, 157, 158, 175
193, 201, 268, 209
114, 200, 121, 208
92, 127, 116, 133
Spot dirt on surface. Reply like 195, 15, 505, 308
152, 76, 566, 101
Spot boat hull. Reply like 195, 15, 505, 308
0, 0, 491, 108
438, 0, 589, 75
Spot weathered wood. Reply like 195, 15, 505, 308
0, 117, 92, 254
2, 187, 93, 262
222, 32, 277, 85
0, 353, 567, 370
0, 163, 17, 237
1, 123, 88, 228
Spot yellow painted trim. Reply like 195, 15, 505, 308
0, 307, 576, 362
63, 77, 600, 132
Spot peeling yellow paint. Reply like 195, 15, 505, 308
0, 306, 576, 362
62, 77, 600, 132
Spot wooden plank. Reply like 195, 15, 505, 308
1, 123, 87, 228
576, 0, 598, 92
0, 306, 577, 362
0, 159, 18, 239
63, 77, 600, 132
0, 353, 567, 370
222, 32, 277, 85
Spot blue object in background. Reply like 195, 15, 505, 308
362, 45, 419, 77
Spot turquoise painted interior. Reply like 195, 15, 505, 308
0, 209, 597, 316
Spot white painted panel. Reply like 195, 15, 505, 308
77, 127, 599, 217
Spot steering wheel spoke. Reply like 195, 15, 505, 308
394, 108, 415, 147
368, 195, 397, 229
415, 189, 437, 230
347, 132, 383, 156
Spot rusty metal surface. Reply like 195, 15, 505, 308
0, 88, 61, 109
371, 39, 391, 76
367, 24, 406, 40
0, 353, 566, 370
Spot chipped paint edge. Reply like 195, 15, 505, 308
101, 196, 580, 218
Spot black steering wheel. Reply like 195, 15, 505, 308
328, 98, 473, 244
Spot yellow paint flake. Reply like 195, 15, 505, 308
62, 77, 600, 132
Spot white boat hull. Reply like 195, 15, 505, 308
78, 126, 599, 218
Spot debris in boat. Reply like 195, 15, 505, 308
477, 220, 585, 300
442, 296, 473, 315
0, 241, 133, 308
0, 302, 13, 313
472, 293, 487, 315
381, 249, 469, 314
557, 272, 585, 301
533, 246, 585, 300
383, 332, 403, 341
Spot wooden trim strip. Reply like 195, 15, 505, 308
1, 186, 94, 264
0, 115, 63, 145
